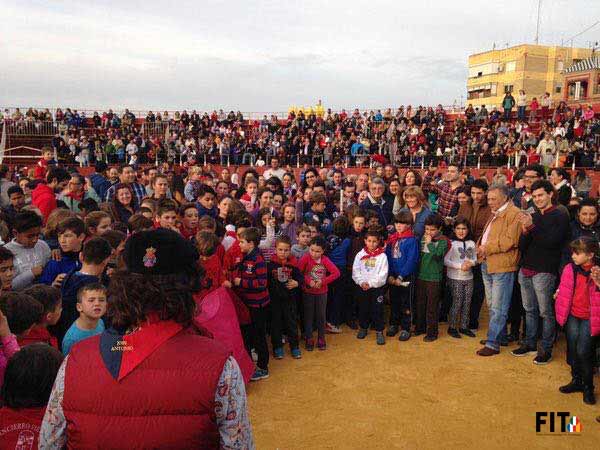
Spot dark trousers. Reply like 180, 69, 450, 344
343, 268, 357, 323
439, 276, 453, 322
326, 268, 346, 326
389, 281, 413, 331
242, 306, 269, 371
303, 293, 327, 340
356, 287, 385, 331
468, 265, 485, 329
270, 294, 299, 350
565, 315, 595, 388
508, 276, 525, 336
415, 279, 441, 337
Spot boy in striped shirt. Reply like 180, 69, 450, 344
234, 227, 270, 381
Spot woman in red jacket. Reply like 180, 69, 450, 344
39, 229, 255, 449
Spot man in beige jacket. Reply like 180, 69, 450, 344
475, 184, 522, 356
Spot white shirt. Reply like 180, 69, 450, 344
352, 250, 388, 288
263, 167, 286, 181
481, 201, 509, 247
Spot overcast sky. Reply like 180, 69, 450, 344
1, 0, 598, 113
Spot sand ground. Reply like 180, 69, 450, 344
247, 321, 599, 450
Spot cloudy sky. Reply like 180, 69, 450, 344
1, 0, 598, 113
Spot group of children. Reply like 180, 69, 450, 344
195, 183, 486, 383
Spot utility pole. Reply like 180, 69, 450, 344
534, 0, 542, 45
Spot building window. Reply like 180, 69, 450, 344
504, 85, 514, 94
467, 89, 492, 100
505, 61, 516, 72
557, 61, 564, 71
477, 71, 483, 77
555, 85, 562, 94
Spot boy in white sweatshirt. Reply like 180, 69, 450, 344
352, 226, 389, 345
5, 211, 51, 290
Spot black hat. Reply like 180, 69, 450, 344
123, 229, 199, 276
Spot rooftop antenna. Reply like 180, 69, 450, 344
534, 0, 542, 45
566, 21, 600, 47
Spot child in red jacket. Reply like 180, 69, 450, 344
33, 148, 55, 180
17, 285, 62, 349
0, 343, 64, 450
196, 231, 226, 299
297, 236, 340, 351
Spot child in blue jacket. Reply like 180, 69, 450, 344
325, 216, 351, 333
385, 211, 419, 341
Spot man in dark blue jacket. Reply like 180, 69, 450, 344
360, 178, 393, 229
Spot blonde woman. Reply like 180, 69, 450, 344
397, 186, 432, 239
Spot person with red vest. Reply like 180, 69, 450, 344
31, 167, 71, 224
39, 229, 255, 449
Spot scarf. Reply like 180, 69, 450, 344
387, 229, 414, 246
65, 190, 84, 202
360, 246, 385, 260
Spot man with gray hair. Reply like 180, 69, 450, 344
476, 183, 522, 357
359, 177, 393, 228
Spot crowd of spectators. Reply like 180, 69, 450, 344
2, 96, 600, 170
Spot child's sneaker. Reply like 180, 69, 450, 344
305, 338, 315, 351
376, 332, 385, 345
250, 368, 269, 381
326, 322, 342, 334
317, 337, 326, 350
251, 349, 258, 362
273, 347, 284, 359
398, 330, 411, 341
291, 348, 302, 359
357, 328, 368, 339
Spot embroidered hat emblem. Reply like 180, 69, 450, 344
143, 247, 157, 268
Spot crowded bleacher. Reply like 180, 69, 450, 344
2, 96, 599, 169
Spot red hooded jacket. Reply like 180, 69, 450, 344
31, 183, 56, 224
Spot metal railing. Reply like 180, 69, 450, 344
1, 105, 466, 121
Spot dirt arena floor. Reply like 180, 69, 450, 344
247, 317, 599, 449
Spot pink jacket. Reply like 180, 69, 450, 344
555, 263, 600, 336
0, 334, 20, 386
193, 287, 254, 384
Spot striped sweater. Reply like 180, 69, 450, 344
234, 248, 269, 308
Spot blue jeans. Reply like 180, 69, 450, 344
518, 106, 526, 120
241, 153, 255, 165
518, 270, 556, 354
481, 264, 515, 351
565, 315, 594, 387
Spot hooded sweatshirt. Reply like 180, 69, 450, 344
386, 229, 419, 279
31, 182, 56, 224
4, 239, 51, 290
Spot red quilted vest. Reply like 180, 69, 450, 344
62, 327, 230, 450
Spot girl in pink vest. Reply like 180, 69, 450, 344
555, 237, 600, 406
